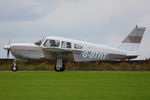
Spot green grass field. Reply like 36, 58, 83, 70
0, 72, 150, 100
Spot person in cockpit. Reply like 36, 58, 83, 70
49, 40, 56, 47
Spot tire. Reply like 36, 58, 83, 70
11, 65, 18, 72
54, 64, 65, 72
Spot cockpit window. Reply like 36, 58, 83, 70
74, 44, 82, 49
61, 41, 71, 48
34, 38, 45, 46
44, 39, 60, 47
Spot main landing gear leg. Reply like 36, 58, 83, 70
54, 59, 65, 72
11, 60, 18, 72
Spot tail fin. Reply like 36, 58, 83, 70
118, 25, 146, 52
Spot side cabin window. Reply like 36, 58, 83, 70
74, 44, 82, 49
61, 41, 71, 48
44, 39, 60, 47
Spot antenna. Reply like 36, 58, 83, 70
42, 33, 47, 39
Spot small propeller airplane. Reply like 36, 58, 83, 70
4, 25, 146, 72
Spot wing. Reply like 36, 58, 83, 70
42, 47, 74, 62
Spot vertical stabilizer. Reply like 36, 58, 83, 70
118, 25, 146, 52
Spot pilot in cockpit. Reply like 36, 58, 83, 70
49, 40, 56, 47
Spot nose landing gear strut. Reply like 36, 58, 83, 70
11, 60, 18, 72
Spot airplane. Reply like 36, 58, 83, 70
4, 25, 146, 72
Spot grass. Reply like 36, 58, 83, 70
0, 72, 150, 100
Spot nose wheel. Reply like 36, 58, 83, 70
11, 65, 18, 72
11, 60, 18, 72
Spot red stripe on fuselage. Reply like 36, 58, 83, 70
72, 50, 82, 55
11, 46, 42, 52
107, 53, 127, 59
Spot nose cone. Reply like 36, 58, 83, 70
4, 45, 11, 50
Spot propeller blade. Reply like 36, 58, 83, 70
7, 49, 10, 59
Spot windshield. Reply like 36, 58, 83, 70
34, 38, 45, 46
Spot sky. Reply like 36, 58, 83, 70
0, 0, 150, 59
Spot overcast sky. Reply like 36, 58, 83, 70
0, 0, 150, 59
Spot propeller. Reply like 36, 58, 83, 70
7, 39, 11, 59
4, 40, 11, 59
7, 49, 10, 59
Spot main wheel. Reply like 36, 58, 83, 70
11, 65, 18, 72
61, 64, 65, 71
54, 64, 65, 72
